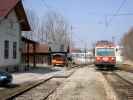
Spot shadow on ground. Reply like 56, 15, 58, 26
0, 84, 20, 88
14, 66, 61, 75
94, 66, 119, 72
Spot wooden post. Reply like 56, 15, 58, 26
49, 47, 52, 65
27, 41, 30, 70
33, 43, 36, 67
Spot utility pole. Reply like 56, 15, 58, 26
84, 42, 87, 64
70, 25, 73, 49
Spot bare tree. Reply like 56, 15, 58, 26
23, 9, 40, 41
121, 27, 133, 60
23, 9, 71, 52
40, 11, 71, 51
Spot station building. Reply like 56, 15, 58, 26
22, 37, 50, 69
0, 0, 30, 72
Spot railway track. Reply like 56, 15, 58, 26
0, 65, 92, 100
13, 77, 64, 100
0, 67, 78, 100
102, 70, 133, 100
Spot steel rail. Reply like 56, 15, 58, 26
5, 66, 79, 100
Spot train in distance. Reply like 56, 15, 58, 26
94, 40, 117, 67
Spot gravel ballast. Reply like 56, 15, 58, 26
48, 66, 108, 100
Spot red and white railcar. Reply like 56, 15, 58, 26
94, 41, 116, 66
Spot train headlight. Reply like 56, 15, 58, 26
111, 57, 115, 60
96, 57, 100, 60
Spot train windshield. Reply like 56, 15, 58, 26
96, 48, 115, 56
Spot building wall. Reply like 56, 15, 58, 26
21, 43, 49, 66
0, 10, 21, 71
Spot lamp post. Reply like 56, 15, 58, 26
48, 41, 52, 65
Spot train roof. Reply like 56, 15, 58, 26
51, 53, 66, 56
96, 41, 115, 47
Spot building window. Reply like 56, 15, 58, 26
4, 40, 9, 59
13, 42, 17, 59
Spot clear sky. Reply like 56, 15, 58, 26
23, 0, 133, 48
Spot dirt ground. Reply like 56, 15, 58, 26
47, 66, 107, 100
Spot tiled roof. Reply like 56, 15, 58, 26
22, 41, 49, 54
36, 44, 49, 53
70, 48, 81, 53
0, 0, 19, 17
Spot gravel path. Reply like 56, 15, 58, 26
48, 66, 107, 100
